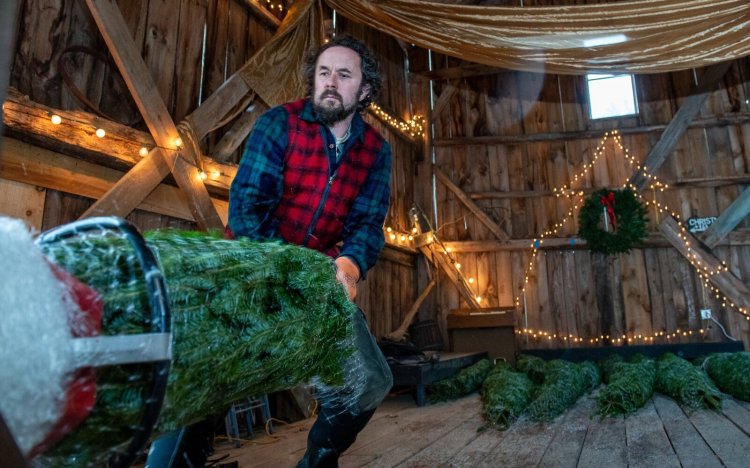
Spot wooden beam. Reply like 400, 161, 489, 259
212, 100, 266, 162
419, 244, 480, 308
2, 89, 235, 195
659, 216, 750, 314
434, 166, 510, 242
700, 187, 750, 248
628, 61, 733, 191
239, 0, 281, 28
383, 277, 437, 342
431, 80, 459, 120
84, 0, 222, 230
1, 138, 228, 223
413, 63, 499, 81
434, 111, 750, 147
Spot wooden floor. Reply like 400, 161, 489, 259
213, 391, 750, 467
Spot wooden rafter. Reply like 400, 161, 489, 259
1, 89, 235, 196
83, 0, 222, 230
213, 100, 268, 162
419, 244, 480, 308
1, 138, 228, 223
434, 166, 510, 242
627, 61, 732, 191
431, 80, 459, 120
0, 0, 18, 141
700, 187, 750, 248
239, 0, 281, 29
660, 216, 749, 313
433, 111, 750, 147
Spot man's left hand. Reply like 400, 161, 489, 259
335, 256, 360, 300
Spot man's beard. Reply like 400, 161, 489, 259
313, 91, 359, 125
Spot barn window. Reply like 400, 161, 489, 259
586, 73, 638, 119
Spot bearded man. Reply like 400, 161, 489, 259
228, 35, 393, 468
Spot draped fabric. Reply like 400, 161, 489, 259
240, 0, 322, 107
326, 0, 750, 75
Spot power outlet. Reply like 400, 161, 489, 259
700, 309, 712, 320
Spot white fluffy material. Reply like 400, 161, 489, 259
0, 217, 75, 454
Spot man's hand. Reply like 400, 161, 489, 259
335, 256, 360, 300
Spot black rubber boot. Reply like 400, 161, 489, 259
296, 406, 377, 468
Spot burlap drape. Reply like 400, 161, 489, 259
240, 0, 322, 107
240, 0, 750, 105
327, 0, 750, 75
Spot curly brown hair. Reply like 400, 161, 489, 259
303, 35, 381, 113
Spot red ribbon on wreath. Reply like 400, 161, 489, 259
601, 191, 617, 231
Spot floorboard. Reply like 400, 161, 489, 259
212, 393, 750, 468
689, 404, 750, 468
651, 394, 722, 468
624, 399, 681, 468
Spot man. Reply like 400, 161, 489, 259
228, 35, 393, 468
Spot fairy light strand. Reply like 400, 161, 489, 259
516, 129, 748, 346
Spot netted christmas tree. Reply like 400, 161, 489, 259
37, 229, 358, 466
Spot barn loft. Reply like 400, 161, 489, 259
2, 0, 750, 466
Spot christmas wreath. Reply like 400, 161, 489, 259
578, 188, 647, 255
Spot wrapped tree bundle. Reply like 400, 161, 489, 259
526, 359, 600, 422
427, 358, 491, 403
596, 358, 655, 417
31, 228, 358, 466
598, 353, 624, 384
516, 354, 547, 385
703, 352, 750, 402
655, 353, 721, 410
481, 362, 535, 429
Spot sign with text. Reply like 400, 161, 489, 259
686, 216, 717, 233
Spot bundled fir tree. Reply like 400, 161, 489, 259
481, 362, 535, 429
427, 359, 491, 403
703, 352, 750, 402
655, 353, 721, 410
596, 356, 655, 417
38, 230, 358, 466
526, 359, 600, 422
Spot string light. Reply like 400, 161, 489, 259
174, 137, 183, 149
50, 114, 62, 125
515, 129, 748, 345
197, 170, 207, 181
139, 146, 149, 157
95, 128, 106, 138
369, 103, 425, 139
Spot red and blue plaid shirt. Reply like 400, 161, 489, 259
228, 99, 391, 277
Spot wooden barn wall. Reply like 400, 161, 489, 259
2, 1, 422, 341
423, 54, 750, 351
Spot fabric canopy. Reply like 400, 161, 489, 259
326, 0, 750, 75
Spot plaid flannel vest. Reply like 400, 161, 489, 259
273, 99, 385, 256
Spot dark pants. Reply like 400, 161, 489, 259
297, 309, 393, 468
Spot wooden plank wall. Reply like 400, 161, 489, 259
425, 52, 750, 351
